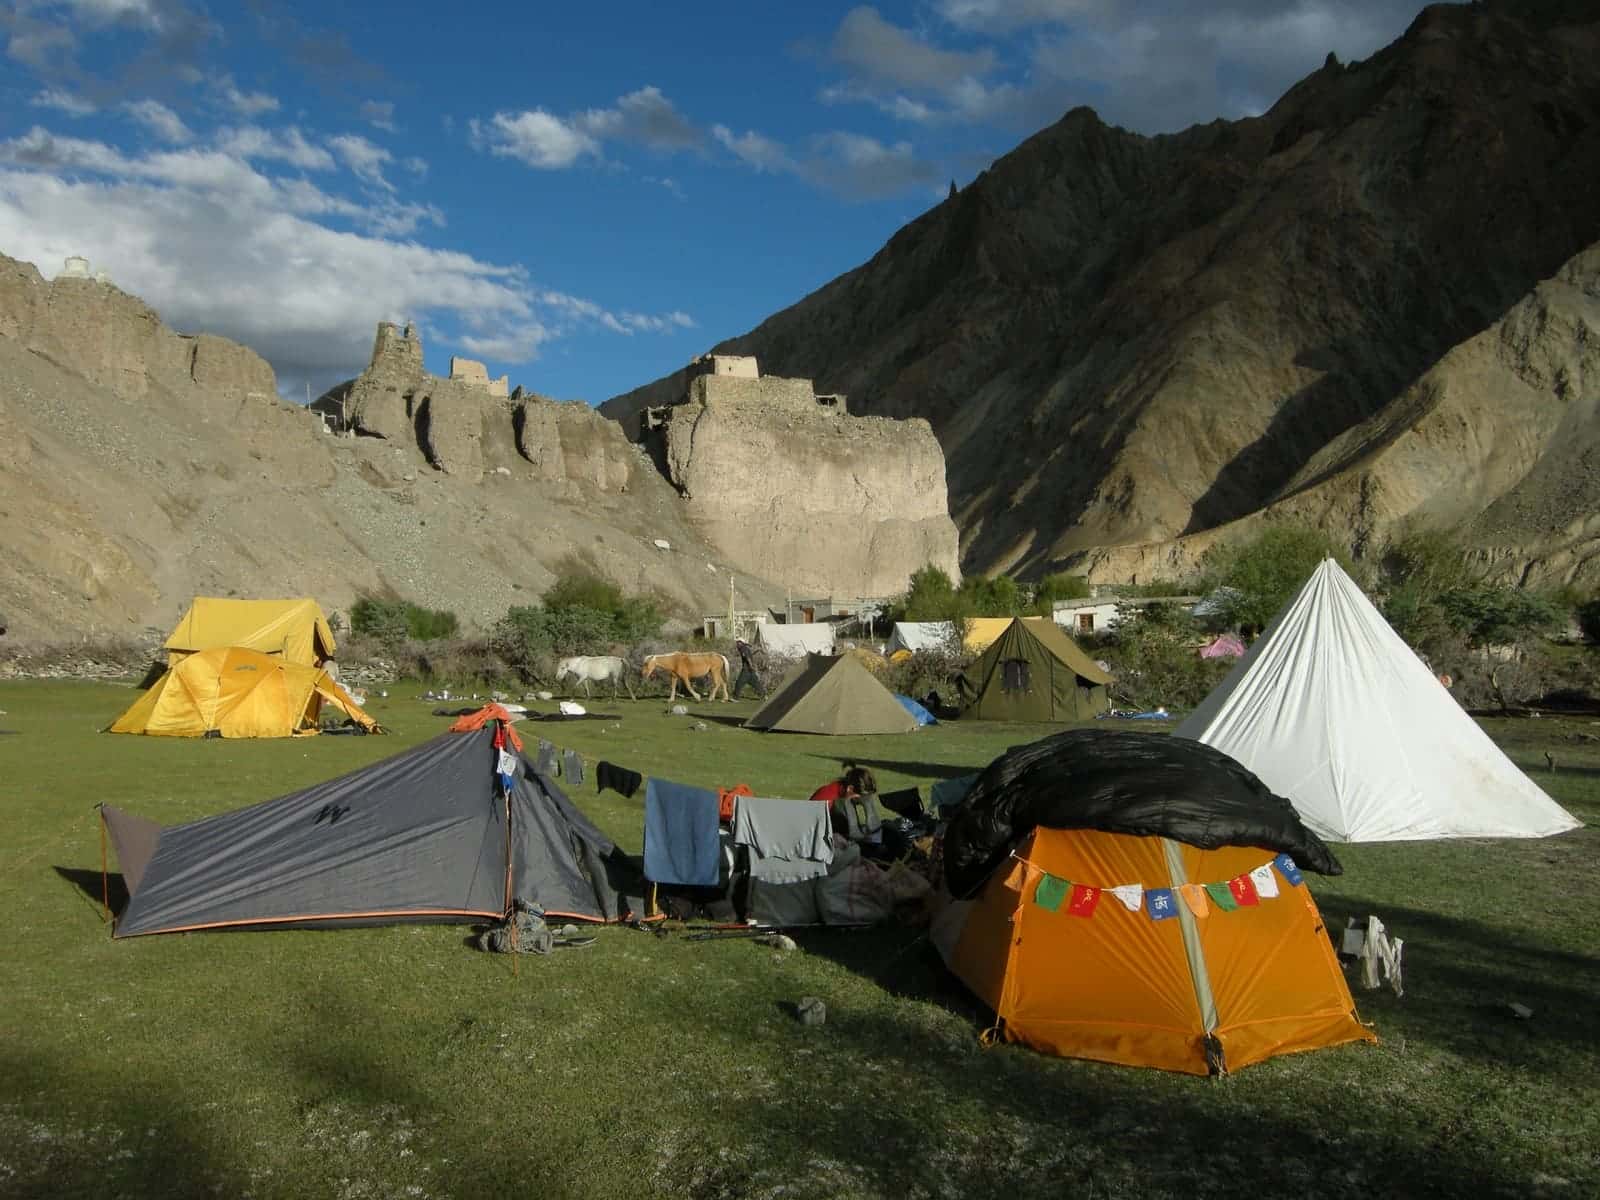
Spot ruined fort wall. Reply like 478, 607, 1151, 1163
659, 391, 959, 596
0, 256, 276, 406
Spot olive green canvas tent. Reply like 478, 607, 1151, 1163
960, 617, 1111, 721
745, 653, 919, 735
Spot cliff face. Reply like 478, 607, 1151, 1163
650, 373, 959, 597
0, 258, 785, 642
602, 0, 1600, 586
1077, 238, 1600, 588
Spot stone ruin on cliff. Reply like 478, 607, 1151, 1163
636, 353, 960, 598
312, 321, 636, 491
311, 325, 959, 600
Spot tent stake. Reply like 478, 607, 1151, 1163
98, 809, 110, 923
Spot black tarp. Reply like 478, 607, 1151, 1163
105, 726, 620, 937
941, 730, 1341, 897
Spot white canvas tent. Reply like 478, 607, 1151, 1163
887, 621, 954, 654
1173, 559, 1581, 842
756, 622, 836, 659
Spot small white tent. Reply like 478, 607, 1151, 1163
1173, 559, 1581, 842
887, 622, 955, 654
756, 622, 836, 659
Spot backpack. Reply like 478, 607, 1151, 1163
832, 792, 884, 844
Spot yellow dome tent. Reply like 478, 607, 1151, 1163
110, 647, 379, 738
164, 597, 336, 668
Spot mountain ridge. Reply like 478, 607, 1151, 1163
603, 0, 1600, 586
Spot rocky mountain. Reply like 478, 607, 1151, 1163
0, 254, 788, 643
604, 0, 1600, 588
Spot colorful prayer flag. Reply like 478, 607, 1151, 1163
1067, 884, 1102, 917
1250, 864, 1280, 899
1002, 859, 1029, 892
1274, 852, 1304, 887
1145, 887, 1178, 921
1109, 884, 1143, 913
497, 749, 519, 778
1034, 873, 1069, 912
1179, 883, 1210, 918
1204, 881, 1239, 912
1228, 873, 1260, 907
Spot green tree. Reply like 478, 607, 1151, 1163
1031, 572, 1091, 615
1201, 524, 1352, 631
1436, 587, 1563, 648
1377, 527, 1473, 649
959, 573, 1025, 617
898, 564, 969, 622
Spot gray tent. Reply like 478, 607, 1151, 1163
102, 725, 620, 937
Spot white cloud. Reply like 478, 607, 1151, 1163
712, 121, 940, 200
215, 124, 333, 171
6, 19, 75, 69
615, 310, 695, 333
58, 0, 161, 27
458, 325, 550, 362
402, 155, 428, 177
30, 87, 96, 116
215, 74, 280, 117
711, 124, 797, 175
359, 99, 396, 132
935, 0, 1106, 32
123, 98, 192, 143
925, 1, 1419, 133
573, 86, 702, 151
831, 6, 996, 90
0, 124, 686, 396
471, 109, 598, 169
328, 133, 393, 191
810, 131, 941, 199
643, 174, 686, 200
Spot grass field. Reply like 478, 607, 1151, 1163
2, 679, 1597, 1199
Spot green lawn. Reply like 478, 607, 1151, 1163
1, 680, 1597, 1199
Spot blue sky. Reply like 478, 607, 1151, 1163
0, 1, 1427, 403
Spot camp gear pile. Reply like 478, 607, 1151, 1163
941, 728, 1340, 897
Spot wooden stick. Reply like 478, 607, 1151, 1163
99, 810, 110, 923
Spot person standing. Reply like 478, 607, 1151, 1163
731, 637, 765, 699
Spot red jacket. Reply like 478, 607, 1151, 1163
809, 780, 846, 803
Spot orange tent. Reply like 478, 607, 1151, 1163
934, 826, 1374, 1075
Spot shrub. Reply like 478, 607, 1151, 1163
542, 564, 664, 645
1579, 599, 1600, 645
1097, 608, 1228, 712
881, 645, 972, 706
349, 597, 459, 644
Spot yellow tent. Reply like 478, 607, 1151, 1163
164, 597, 336, 668
962, 618, 1015, 654
935, 827, 1373, 1074
111, 647, 378, 738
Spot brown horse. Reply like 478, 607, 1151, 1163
642, 652, 731, 702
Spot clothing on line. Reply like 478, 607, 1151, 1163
643, 778, 723, 887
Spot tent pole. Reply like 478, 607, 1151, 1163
98, 809, 110, 923
649, 882, 658, 919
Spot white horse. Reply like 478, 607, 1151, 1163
555, 655, 636, 700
